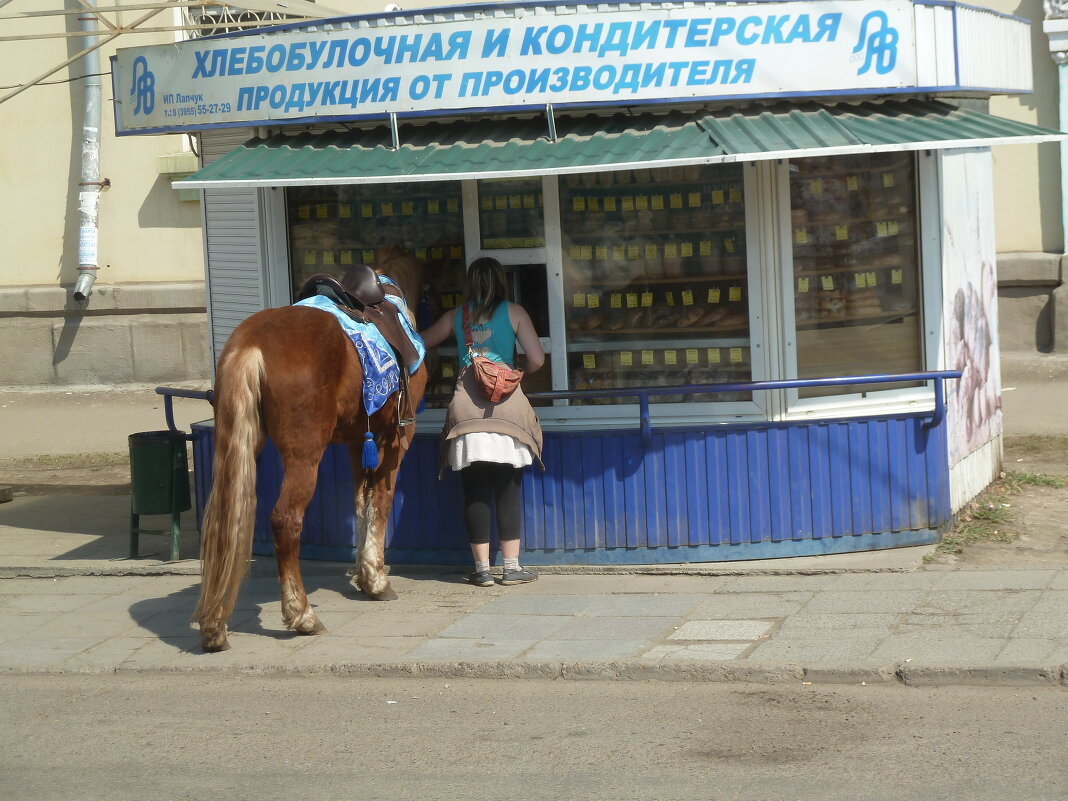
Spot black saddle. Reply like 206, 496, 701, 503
296, 264, 386, 310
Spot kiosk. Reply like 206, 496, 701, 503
115, 1, 1065, 564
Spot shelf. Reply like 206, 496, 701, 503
796, 309, 916, 329
566, 272, 748, 288
568, 324, 749, 337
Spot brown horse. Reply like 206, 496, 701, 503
194, 246, 428, 652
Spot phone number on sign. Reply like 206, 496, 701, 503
162, 103, 232, 118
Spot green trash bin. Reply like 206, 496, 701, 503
129, 430, 192, 561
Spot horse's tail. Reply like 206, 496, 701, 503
194, 345, 265, 647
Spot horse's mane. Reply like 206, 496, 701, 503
375, 246, 423, 308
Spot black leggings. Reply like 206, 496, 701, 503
459, 462, 523, 546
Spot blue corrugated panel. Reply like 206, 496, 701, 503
193, 415, 950, 565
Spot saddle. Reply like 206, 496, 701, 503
296, 265, 420, 450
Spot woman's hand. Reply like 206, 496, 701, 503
511, 304, 545, 373
419, 310, 455, 349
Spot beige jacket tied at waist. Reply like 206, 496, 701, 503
440, 368, 544, 476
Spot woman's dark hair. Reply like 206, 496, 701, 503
463, 257, 508, 323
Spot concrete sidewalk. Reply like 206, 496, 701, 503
0, 493, 1066, 686
1, 363, 1066, 686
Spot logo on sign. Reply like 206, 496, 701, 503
852, 11, 899, 76
130, 55, 156, 115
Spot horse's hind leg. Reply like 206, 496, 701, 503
271, 458, 327, 635
350, 447, 398, 601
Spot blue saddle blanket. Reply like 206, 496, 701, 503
294, 292, 425, 417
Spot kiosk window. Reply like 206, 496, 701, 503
559, 164, 752, 405
789, 153, 924, 397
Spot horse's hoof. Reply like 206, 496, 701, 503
296, 617, 327, 635
370, 585, 398, 601
202, 635, 231, 652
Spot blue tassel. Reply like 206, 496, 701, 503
362, 431, 379, 470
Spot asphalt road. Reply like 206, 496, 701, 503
1, 674, 1065, 801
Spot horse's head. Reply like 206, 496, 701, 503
374, 246, 425, 309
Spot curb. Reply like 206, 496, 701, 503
2, 660, 1065, 687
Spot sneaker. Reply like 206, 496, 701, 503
467, 569, 496, 587
500, 567, 538, 585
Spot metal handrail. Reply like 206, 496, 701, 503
425, 370, 963, 447
159, 370, 962, 447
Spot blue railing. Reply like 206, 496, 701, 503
159, 370, 961, 446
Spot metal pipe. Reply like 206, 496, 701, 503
73, 2, 101, 302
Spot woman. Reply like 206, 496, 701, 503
421, 257, 545, 587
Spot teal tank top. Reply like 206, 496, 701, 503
455, 302, 516, 368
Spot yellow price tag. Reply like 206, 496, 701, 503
627, 244, 641, 260
508, 195, 521, 209
795, 229, 808, 245
442, 363, 454, 378
688, 192, 701, 207
700, 240, 712, 256
298, 205, 311, 219
681, 290, 694, 306
523, 194, 536, 209
573, 293, 586, 308
641, 292, 653, 307
855, 272, 867, 288
610, 294, 622, 308
635, 195, 649, 211
888, 220, 900, 236
572, 197, 585, 212
415, 248, 427, 260
363, 250, 375, 264
811, 179, 824, 194
712, 190, 725, 205
685, 349, 699, 365
303, 250, 316, 265
340, 250, 353, 265
664, 243, 678, 258
361, 203, 374, 218
480, 196, 493, 211
641, 350, 654, 365
321, 250, 334, 265
587, 294, 600, 308
447, 198, 459, 212
664, 350, 677, 365
846, 175, 859, 191
708, 287, 721, 303
381, 202, 394, 217
724, 238, 736, 254
708, 348, 721, 364
494, 195, 507, 210
891, 269, 903, 284
451, 245, 463, 259
604, 197, 617, 211
401, 201, 414, 216
589, 197, 601, 212
670, 193, 683, 208
729, 187, 743, 203
821, 275, 835, 291
595, 246, 608, 261
651, 195, 664, 210
620, 351, 633, 367
730, 347, 744, 363
798, 277, 810, 292
613, 245, 626, 260
339, 204, 351, 218
867, 271, 878, 286
681, 242, 694, 258
645, 244, 658, 258
428, 199, 440, 214
882, 172, 895, 188
665, 291, 675, 306
729, 286, 742, 302
622, 196, 635, 212
626, 293, 638, 309
583, 354, 597, 369
876, 221, 890, 237
835, 225, 849, 241
431, 246, 444, 259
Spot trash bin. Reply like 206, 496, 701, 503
129, 430, 192, 561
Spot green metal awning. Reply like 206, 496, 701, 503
179, 99, 1067, 188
